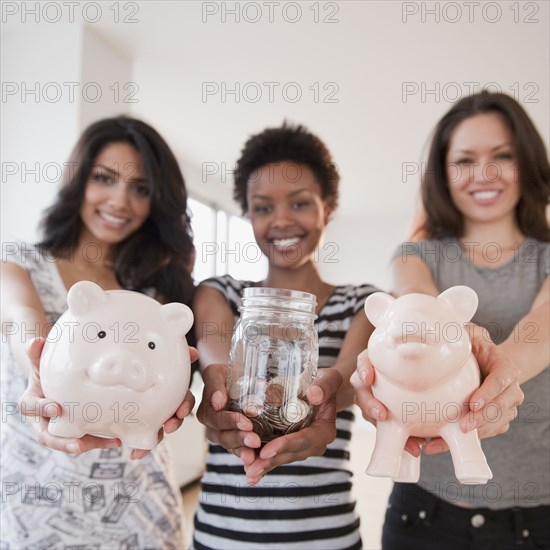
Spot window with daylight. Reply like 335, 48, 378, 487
188, 197, 267, 284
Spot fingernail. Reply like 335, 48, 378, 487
472, 399, 485, 411
465, 418, 477, 433
308, 385, 323, 403
66, 443, 81, 454
370, 407, 380, 420
237, 419, 251, 431
243, 435, 256, 447
358, 367, 368, 382
251, 472, 264, 483
106, 440, 121, 448
164, 421, 175, 434
212, 390, 225, 409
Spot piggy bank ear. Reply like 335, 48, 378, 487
67, 281, 108, 316
161, 303, 194, 337
438, 286, 478, 323
364, 292, 395, 327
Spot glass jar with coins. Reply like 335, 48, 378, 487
226, 287, 319, 443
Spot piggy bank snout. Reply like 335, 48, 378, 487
88, 353, 153, 392
387, 313, 436, 346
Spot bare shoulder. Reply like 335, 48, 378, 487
193, 284, 229, 308
192, 284, 233, 321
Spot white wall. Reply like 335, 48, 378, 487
80, 26, 133, 128
1, 19, 133, 244
321, 212, 412, 290
3, 0, 549, 291
112, 0, 549, 290
1, 19, 82, 243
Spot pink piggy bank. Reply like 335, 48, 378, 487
40, 281, 194, 450
364, 286, 492, 485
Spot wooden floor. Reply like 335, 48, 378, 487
181, 409, 392, 549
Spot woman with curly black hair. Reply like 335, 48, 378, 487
192, 122, 379, 549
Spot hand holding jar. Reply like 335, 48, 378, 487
226, 287, 319, 443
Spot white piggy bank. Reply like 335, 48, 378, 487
364, 286, 492, 484
40, 281, 194, 450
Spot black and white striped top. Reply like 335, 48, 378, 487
192, 275, 378, 550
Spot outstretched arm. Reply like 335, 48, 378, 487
499, 275, 549, 384
193, 285, 260, 467
2, 262, 51, 377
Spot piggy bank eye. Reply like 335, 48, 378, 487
98, 331, 106, 339
148, 341, 156, 350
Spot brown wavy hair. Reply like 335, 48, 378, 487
416, 92, 549, 241
39, 116, 195, 305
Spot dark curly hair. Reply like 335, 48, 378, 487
418, 92, 549, 241
233, 122, 340, 214
38, 116, 195, 305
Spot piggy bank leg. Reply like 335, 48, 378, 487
367, 422, 409, 479
440, 424, 492, 484
394, 451, 421, 483
48, 416, 86, 438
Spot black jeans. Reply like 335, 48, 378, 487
382, 483, 550, 550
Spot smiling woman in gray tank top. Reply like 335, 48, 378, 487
360, 92, 549, 550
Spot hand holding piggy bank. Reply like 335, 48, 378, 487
364, 286, 492, 484
40, 281, 194, 450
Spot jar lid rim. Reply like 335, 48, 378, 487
242, 287, 317, 304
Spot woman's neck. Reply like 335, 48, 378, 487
459, 218, 525, 267
261, 262, 334, 314
74, 230, 115, 268
461, 218, 525, 248
262, 262, 326, 293
55, 232, 121, 291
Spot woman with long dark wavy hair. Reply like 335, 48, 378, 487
38, 116, 195, 303
1, 116, 197, 549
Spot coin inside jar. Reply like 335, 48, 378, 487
240, 394, 264, 418
249, 415, 273, 441
265, 383, 285, 407
281, 398, 311, 424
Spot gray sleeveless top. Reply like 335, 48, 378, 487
394, 238, 549, 509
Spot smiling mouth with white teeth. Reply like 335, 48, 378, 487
270, 237, 303, 247
98, 211, 130, 227
471, 190, 500, 201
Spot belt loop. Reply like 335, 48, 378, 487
512, 507, 526, 544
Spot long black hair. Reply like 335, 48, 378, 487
39, 116, 195, 305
